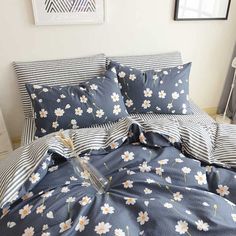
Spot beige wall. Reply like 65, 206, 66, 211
0, 0, 236, 141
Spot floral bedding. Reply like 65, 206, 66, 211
0, 118, 236, 236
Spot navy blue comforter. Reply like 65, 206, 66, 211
1, 123, 236, 236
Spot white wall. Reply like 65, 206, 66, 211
0, 0, 236, 141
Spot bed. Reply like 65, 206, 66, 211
0, 52, 236, 236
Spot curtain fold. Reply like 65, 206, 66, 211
217, 42, 236, 123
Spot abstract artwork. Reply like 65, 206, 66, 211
32, 0, 105, 25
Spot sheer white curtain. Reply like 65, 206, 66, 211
217, 43, 236, 123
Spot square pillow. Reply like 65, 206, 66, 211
26, 68, 128, 138
108, 61, 192, 115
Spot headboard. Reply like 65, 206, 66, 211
13, 52, 182, 119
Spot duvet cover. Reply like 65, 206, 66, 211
0, 117, 236, 236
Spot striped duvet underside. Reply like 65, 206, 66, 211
1, 116, 236, 209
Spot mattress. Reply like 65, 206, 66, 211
21, 101, 215, 146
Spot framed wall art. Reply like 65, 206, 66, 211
32, 0, 105, 25
174, 0, 231, 21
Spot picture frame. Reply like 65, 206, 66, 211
174, 0, 231, 21
32, 0, 105, 25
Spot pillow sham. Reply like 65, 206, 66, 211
26, 68, 128, 138
108, 61, 192, 115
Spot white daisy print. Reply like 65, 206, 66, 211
173, 192, 183, 202
167, 103, 173, 109
144, 188, 152, 194
118, 71, 126, 78
61, 187, 70, 193
87, 107, 93, 113
158, 159, 169, 165
101, 203, 115, 215
94, 222, 112, 235
137, 211, 149, 225
110, 142, 119, 149
194, 172, 207, 185
164, 203, 173, 208
125, 99, 133, 107
80, 95, 88, 103
139, 162, 151, 172
71, 119, 77, 125
66, 197, 76, 203
22, 227, 35, 236
195, 220, 209, 231
113, 105, 121, 115
31, 93, 37, 99
111, 67, 117, 74
19, 204, 33, 219
36, 204, 46, 214
144, 88, 153, 97
39, 109, 48, 118
41, 233, 50, 236
90, 84, 98, 90
121, 151, 134, 162
41, 128, 46, 134
52, 121, 59, 129
182, 167, 191, 174
79, 196, 92, 206
124, 197, 137, 205
172, 92, 180, 100
153, 74, 158, 80
123, 180, 133, 189
129, 74, 136, 81
96, 109, 104, 118
216, 185, 230, 196
75, 216, 89, 232
175, 220, 189, 234
142, 100, 151, 109
33, 85, 42, 89
29, 173, 40, 184
158, 90, 166, 99
156, 167, 164, 176
54, 108, 64, 117
114, 228, 125, 236
111, 93, 120, 102
75, 107, 83, 116
59, 219, 72, 233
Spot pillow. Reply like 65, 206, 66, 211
108, 61, 192, 115
26, 68, 128, 138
